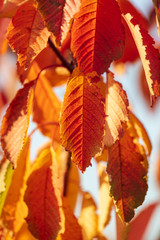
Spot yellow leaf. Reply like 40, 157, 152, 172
79, 192, 98, 240
1, 139, 30, 233
98, 164, 113, 232
60, 197, 82, 240
66, 161, 80, 211
14, 223, 36, 240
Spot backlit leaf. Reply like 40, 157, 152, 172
60, 197, 82, 240
60, 68, 105, 172
24, 148, 65, 240
98, 164, 113, 232
107, 131, 148, 222
33, 76, 61, 139
1, 139, 30, 233
117, 0, 148, 63
36, 0, 81, 45
0, 159, 14, 216
7, 3, 50, 82
65, 162, 80, 211
128, 112, 152, 156
71, 0, 125, 75
1, 81, 34, 168
104, 72, 129, 147
78, 192, 98, 240
123, 13, 160, 104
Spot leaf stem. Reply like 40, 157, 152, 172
48, 37, 74, 74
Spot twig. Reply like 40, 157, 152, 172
63, 151, 72, 196
28, 121, 59, 138
48, 37, 74, 74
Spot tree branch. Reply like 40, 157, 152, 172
48, 37, 74, 74
63, 151, 71, 196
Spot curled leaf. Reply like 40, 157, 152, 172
123, 13, 160, 104
1, 82, 34, 168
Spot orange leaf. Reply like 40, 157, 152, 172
107, 131, 148, 222
156, 153, 160, 189
60, 197, 82, 240
65, 161, 80, 211
7, 3, 50, 82
1, 139, 30, 233
1, 82, 34, 168
128, 111, 152, 156
24, 148, 65, 240
14, 223, 37, 240
104, 72, 129, 147
0, 18, 10, 54
33, 76, 61, 139
128, 202, 160, 240
95, 146, 108, 162
37, 0, 81, 45
71, 0, 125, 75
123, 13, 160, 104
60, 68, 105, 172
98, 164, 113, 232
78, 192, 98, 240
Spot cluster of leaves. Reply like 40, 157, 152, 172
0, 0, 160, 239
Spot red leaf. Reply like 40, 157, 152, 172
123, 13, 160, 104
128, 202, 160, 240
7, 3, 50, 82
107, 131, 148, 222
71, 0, 125, 75
117, 0, 148, 63
60, 68, 105, 172
0, 0, 31, 18
24, 148, 65, 240
37, 0, 81, 45
1, 82, 34, 168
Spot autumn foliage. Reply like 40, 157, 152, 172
0, 0, 160, 239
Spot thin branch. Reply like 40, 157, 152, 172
28, 121, 59, 138
63, 151, 72, 196
48, 37, 74, 74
